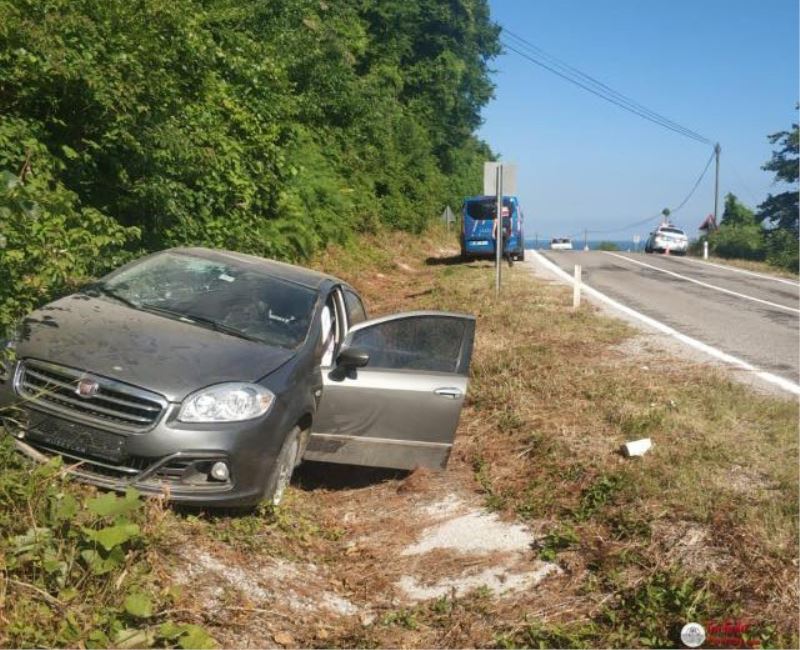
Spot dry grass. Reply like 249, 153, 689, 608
153, 228, 798, 648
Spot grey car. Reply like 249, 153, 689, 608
0, 248, 475, 507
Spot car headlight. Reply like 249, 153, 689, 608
178, 383, 275, 423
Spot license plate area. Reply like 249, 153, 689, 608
26, 414, 126, 462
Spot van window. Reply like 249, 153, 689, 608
465, 198, 513, 220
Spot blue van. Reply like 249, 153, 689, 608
460, 195, 525, 261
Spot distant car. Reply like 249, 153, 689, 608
0, 248, 475, 507
645, 225, 689, 255
550, 238, 573, 251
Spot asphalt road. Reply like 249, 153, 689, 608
537, 250, 800, 385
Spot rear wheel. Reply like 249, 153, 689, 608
262, 426, 301, 506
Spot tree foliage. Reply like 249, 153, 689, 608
757, 120, 799, 269
0, 0, 500, 327
720, 192, 755, 227
758, 123, 799, 234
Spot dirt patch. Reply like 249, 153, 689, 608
651, 520, 730, 573
168, 483, 564, 646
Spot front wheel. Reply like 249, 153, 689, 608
262, 426, 301, 506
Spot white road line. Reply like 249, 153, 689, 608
603, 252, 800, 314
676, 256, 800, 287
529, 250, 800, 396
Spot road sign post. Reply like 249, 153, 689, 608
484, 162, 517, 296
495, 166, 503, 295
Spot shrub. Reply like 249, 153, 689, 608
765, 228, 799, 271
597, 241, 620, 251
708, 223, 765, 261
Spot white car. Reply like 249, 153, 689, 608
550, 238, 573, 251
645, 225, 688, 255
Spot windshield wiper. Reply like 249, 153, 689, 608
139, 304, 263, 343
83, 284, 141, 310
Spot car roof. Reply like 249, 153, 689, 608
167, 247, 344, 290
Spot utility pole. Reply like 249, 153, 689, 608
713, 142, 721, 225
495, 165, 503, 296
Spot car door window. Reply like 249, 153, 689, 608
343, 289, 367, 325
346, 315, 471, 374
320, 297, 336, 367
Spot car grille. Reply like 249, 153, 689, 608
25, 440, 152, 480
15, 360, 166, 432
23, 441, 223, 489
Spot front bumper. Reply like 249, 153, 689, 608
464, 238, 523, 256
0, 381, 286, 507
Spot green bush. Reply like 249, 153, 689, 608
0, 0, 500, 326
765, 228, 799, 271
597, 241, 620, 251
0, 434, 216, 648
0, 119, 140, 330
708, 223, 766, 261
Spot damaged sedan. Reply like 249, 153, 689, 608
0, 248, 475, 507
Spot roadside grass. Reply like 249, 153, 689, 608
406, 238, 799, 648
307, 229, 798, 647
689, 253, 800, 278
0, 227, 797, 648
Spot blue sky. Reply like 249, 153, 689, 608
478, 0, 799, 242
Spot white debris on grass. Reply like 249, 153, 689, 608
396, 496, 561, 604
397, 562, 561, 601
177, 548, 359, 616
401, 510, 534, 556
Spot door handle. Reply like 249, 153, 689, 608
434, 387, 463, 399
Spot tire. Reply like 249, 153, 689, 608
519, 249, 525, 262
262, 426, 301, 506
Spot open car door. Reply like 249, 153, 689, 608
305, 311, 475, 470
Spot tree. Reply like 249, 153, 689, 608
0, 0, 502, 326
720, 193, 755, 227
758, 122, 799, 234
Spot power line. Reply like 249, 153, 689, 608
503, 30, 713, 145
670, 150, 715, 213
501, 31, 714, 146
585, 153, 713, 235
587, 213, 661, 235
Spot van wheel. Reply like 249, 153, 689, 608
263, 426, 301, 506
518, 249, 526, 262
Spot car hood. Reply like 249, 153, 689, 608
16, 294, 294, 402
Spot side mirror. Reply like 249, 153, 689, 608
337, 346, 369, 368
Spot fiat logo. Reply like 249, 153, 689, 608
75, 377, 99, 398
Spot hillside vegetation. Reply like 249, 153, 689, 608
0, 0, 500, 330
